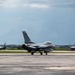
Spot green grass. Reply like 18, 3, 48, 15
54, 48, 70, 51
0, 50, 27, 53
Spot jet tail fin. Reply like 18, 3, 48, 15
3, 42, 6, 49
22, 31, 34, 44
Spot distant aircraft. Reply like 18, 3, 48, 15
22, 31, 55, 55
0, 43, 6, 50
70, 45, 75, 51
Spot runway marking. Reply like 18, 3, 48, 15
45, 67, 75, 70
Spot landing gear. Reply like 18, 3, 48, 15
39, 52, 43, 55
44, 51, 48, 55
31, 51, 43, 55
45, 52, 48, 55
31, 50, 36, 55
31, 52, 34, 55
31, 51, 35, 55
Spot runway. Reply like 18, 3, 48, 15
0, 53, 75, 75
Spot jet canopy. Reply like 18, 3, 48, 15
44, 41, 52, 45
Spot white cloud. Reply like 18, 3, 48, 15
23, 3, 49, 8
0, 0, 74, 9
0, 0, 18, 8
0, 0, 23, 8
0, 0, 49, 9
30, 4, 48, 8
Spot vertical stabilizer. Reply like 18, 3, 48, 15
4, 42, 6, 49
22, 31, 33, 44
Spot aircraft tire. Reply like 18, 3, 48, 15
31, 52, 34, 55
40, 52, 43, 55
44, 51, 48, 55
45, 52, 48, 55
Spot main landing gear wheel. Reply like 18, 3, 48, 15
45, 52, 48, 55
31, 52, 34, 55
39, 52, 43, 55
44, 51, 48, 55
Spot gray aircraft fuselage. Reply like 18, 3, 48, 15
22, 31, 54, 55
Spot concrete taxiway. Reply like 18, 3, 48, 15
0, 53, 75, 75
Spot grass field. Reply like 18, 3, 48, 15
0, 50, 27, 53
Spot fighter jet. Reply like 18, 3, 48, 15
70, 45, 75, 51
22, 31, 55, 55
0, 43, 6, 50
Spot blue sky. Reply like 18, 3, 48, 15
0, 0, 75, 45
